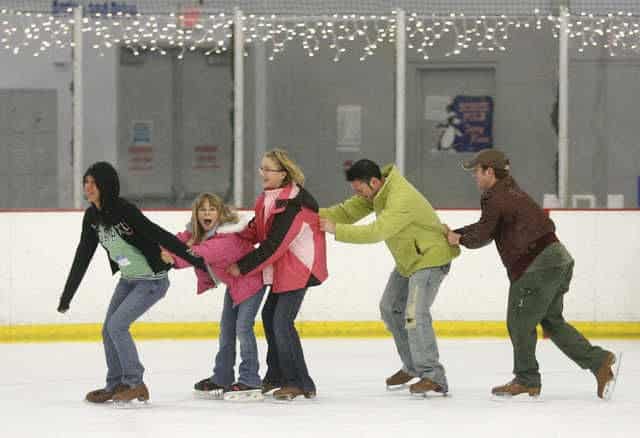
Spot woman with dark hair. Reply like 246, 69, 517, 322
58, 161, 208, 405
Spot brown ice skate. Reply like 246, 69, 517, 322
595, 352, 616, 399
491, 380, 541, 398
409, 378, 448, 396
385, 369, 413, 389
273, 386, 316, 401
85, 384, 128, 403
112, 383, 150, 403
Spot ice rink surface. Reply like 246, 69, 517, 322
1, 338, 638, 438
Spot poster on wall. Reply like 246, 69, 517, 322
430, 95, 494, 153
193, 145, 220, 170
128, 120, 153, 172
337, 104, 362, 152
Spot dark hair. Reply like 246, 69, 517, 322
345, 159, 382, 182
83, 161, 121, 225
481, 165, 509, 180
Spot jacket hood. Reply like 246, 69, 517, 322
185, 213, 252, 239
84, 161, 121, 221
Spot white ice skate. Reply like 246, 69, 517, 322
223, 389, 264, 402
602, 352, 623, 401
223, 383, 264, 402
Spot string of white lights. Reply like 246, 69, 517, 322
1, 7, 639, 59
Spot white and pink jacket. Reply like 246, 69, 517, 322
171, 217, 263, 305
236, 183, 328, 294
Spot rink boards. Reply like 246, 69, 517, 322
0, 209, 638, 341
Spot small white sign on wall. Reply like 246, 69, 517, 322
424, 95, 452, 121
337, 105, 362, 149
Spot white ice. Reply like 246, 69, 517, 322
1, 338, 638, 438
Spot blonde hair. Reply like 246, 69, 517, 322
190, 193, 238, 244
265, 149, 305, 187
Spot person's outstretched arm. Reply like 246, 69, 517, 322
453, 196, 501, 249
319, 195, 373, 224
124, 204, 208, 272
58, 211, 99, 313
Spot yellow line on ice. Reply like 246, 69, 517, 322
1, 321, 639, 343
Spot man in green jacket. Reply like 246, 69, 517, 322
320, 159, 459, 396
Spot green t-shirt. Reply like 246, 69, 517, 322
98, 225, 167, 280
526, 242, 574, 273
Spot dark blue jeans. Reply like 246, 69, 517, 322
261, 288, 315, 393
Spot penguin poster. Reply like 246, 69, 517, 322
435, 95, 493, 153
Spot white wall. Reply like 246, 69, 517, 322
0, 209, 638, 326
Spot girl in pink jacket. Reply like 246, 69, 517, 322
163, 193, 265, 401
227, 149, 328, 401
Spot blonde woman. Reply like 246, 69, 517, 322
227, 149, 328, 400
162, 193, 265, 400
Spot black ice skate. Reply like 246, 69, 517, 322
193, 377, 226, 400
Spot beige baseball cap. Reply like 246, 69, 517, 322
462, 149, 510, 171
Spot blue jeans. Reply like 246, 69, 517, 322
261, 288, 315, 393
380, 265, 450, 391
103, 277, 169, 390
211, 287, 266, 388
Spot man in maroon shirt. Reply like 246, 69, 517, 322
446, 149, 616, 399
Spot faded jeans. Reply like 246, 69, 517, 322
380, 265, 450, 391
103, 277, 169, 390
211, 287, 266, 388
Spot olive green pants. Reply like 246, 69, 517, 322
507, 262, 608, 387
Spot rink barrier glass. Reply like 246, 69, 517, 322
1, 321, 639, 343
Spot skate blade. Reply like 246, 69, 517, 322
490, 394, 543, 403
272, 394, 316, 402
603, 352, 623, 401
193, 389, 224, 400
386, 383, 411, 391
410, 391, 449, 399
223, 390, 264, 402
113, 399, 152, 409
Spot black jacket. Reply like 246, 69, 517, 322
58, 161, 206, 311
58, 199, 207, 311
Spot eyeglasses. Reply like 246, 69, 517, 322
258, 167, 285, 174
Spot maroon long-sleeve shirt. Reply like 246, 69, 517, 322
456, 176, 557, 282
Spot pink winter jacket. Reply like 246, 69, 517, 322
171, 218, 263, 305
235, 183, 328, 294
